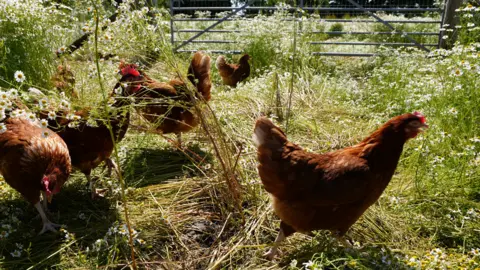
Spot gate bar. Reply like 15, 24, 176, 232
172, 18, 441, 23
172, 0, 254, 52
172, 6, 441, 12
176, 30, 439, 35
344, 0, 430, 52
311, 41, 438, 46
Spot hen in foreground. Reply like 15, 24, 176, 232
216, 54, 250, 87
119, 51, 211, 146
0, 117, 71, 234
253, 112, 428, 259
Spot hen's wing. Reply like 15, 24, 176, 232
233, 63, 250, 83
254, 117, 371, 204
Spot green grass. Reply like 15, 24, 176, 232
1, 0, 480, 269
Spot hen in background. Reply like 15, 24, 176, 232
0, 117, 71, 234
42, 70, 131, 199
253, 112, 428, 259
216, 54, 250, 87
51, 64, 78, 99
119, 51, 211, 146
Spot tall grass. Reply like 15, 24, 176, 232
1, 1, 480, 269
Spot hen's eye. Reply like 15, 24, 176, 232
410, 121, 421, 127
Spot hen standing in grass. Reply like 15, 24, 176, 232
216, 54, 251, 87
253, 112, 428, 259
51, 64, 78, 99
0, 117, 71, 234
43, 72, 131, 199
119, 51, 211, 146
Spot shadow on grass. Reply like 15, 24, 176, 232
0, 179, 118, 269
123, 144, 212, 188
278, 233, 411, 269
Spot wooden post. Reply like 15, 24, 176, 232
439, 0, 464, 49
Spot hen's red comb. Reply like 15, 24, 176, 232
413, 111, 426, 123
120, 65, 140, 77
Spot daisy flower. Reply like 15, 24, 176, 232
14, 71, 25, 83
0, 100, 9, 109
0, 91, 9, 100
10, 250, 21, 258
8, 89, 18, 97
452, 68, 463, 76
41, 129, 50, 138
0, 123, 6, 133
26, 113, 36, 122
114, 87, 122, 95
38, 98, 48, 109
0, 230, 9, 239
60, 99, 70, 109
47, 111, 56, 120
56, 46, 67, 54
39, 119, 48, 128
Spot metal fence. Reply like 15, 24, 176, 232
170, 0, 447, 56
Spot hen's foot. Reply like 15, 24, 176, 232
39, 221, 61, 235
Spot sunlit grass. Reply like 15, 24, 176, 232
0, 0, 479, 269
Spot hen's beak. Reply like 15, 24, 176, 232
419, 123, 429, 131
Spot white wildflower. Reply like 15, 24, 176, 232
10, 250, 21, 257
60, 99, 70, 109
39, 119, 48, 128
14, 71, 25, 83
41, 129, 50, 138
47, 111, 56, 120
8, 89, 18, 97
451, 68, 463, 76
38, 98, 48, 109
0, 123, 6, 133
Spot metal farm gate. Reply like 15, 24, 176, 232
169, 0, 451, 56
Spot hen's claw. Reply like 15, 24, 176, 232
263, 249, 278, 260
38, 221, 61, 235
91, 188, 108, 199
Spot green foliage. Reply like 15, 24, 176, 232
370, 22, 438, 44
457, 4, 480, 45
0, 1, 75, 88
328, 22, 344, 37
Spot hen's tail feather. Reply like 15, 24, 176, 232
188, 51, 212, 101
253, 117, 291, 199
253, 117, 288, 149
215, 55, 226, 70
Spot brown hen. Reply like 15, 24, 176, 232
43, 78, 131, 199
119, 51, 211, 145
0, 117, 71, 234
51, 64, 78, 99
253, 112, 428, 259
216, 54, 250, 87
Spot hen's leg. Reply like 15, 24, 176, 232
175, 132, 182, 148
41, 191, 49, 211
264, 221, 295, 260
86, 174, 107, 199
106, 158, 121, 179
34, 202, 60, 235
